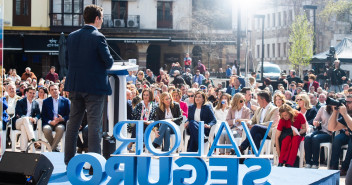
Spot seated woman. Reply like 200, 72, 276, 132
304, 104, 333, 169
296, 93, 317, 127
171, 89, 188, 118
276, 104, 306, 167
132, 88, 157, 138
274, 93, 292, 108
185, 91, 217, 152
152, 92, 183, 151
220, 93, 250, 155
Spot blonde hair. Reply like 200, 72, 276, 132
298, 94, 312, 109
159, 92, 174, 112
215, 93, 231, 110
279, 104, 298, 123
230, 93, 245, 110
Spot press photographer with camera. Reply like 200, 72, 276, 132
328, 95, 352, 179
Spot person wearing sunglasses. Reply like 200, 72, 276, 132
184, 89, 195, 107
295, 94, 317, 127
219, 93, 250, 155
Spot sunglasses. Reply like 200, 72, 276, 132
188, 95, 195, 97
346, 101, 352, 104
240, 100, 244, 103
296, 99, 303, 101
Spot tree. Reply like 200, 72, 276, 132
320, 0, 352, 20
288, 15, 314, 76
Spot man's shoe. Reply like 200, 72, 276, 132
286, 164, 293, 167
340, 169, 347, 176
83, 148, 88, 153
278, 163, 284, 167
305, 164, 312, 168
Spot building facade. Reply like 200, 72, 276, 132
4, 0, 246, 78
250, 0, 352, 76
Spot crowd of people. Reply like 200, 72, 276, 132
1, 66, 88, 154
124, 59, 352, 177
1, 58, 352, 178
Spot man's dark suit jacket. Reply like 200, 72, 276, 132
12, 98, 41, 130
188, 104, 216, 135
41, 96, 70, 128
64, 25, 114, 95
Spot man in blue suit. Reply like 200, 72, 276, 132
41, 84, 70, 152
12, 86, 40, 152
64, 5, 114, 165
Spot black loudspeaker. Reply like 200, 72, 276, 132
0, 152, 54, 185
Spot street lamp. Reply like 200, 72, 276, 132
303, 5, 318, 55
254, 14, 265, 82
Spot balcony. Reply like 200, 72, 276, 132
102, 15, 140, 29
50, 13, 83, 32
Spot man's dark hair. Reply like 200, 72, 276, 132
26, 85, 36, 92
49, 83, 59, 91
83, 5, 103, 24
251, 71, 256, 75
257, 90, 271, 103
240, 87, 251, 94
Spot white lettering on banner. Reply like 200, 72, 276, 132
47, 38, 59, 48
124, 40, 149, 44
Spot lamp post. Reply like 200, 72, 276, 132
303, 5, 318, 55
237, 6, 241, 75
255, 14, 265, 82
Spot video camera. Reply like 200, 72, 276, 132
326, 97, 346, 109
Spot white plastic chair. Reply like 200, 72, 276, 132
319, 142, 332, 168
342, 144, 348, 161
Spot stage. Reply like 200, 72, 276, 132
44, 152, 340, 185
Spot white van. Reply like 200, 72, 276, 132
256, 62, 281, 82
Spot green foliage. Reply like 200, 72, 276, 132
320, 0, 352, 20
288, 15, 314, 69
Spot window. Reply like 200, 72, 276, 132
13, 0, 31, 26
283, 11, 287, 26
272, 13, 275, 27
257, 45, 260, 58
157, 1, 173, 29
112, 1, 127, 20
283, 42, 287, 57
267, 44, 270, 58
272, 44, 275, 57
51, 0, 92, 27
278, 43, 281, 57
278, 12, 281, 26
288, 10, 293, 23
267, 14, 270, 28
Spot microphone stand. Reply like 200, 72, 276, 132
107, 44, 125, 66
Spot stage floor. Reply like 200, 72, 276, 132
45, 152, 340, 185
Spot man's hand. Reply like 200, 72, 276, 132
204, 124, 211, 129
342, 76, 347, 81
50, 120, 58, 126
339, 104, 348, 116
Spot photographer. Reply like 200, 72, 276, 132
328, 95, 352, 179
328, 60, 346, 93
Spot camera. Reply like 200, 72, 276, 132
326, 97, 346, 109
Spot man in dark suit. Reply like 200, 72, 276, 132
64, 4, 114, 165
13, 86, 40, 152
41, 84, 70, 152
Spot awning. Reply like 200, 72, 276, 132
3, 35, 23, 50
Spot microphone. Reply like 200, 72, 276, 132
106, 43, 123, 60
